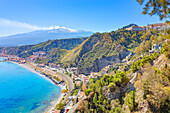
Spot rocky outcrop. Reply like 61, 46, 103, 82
77, 55, 120, 75
153, 54, 170, 69
77, 49, 130, 75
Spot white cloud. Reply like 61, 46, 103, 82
0, 18, 48, 30
0, 18, 78, 36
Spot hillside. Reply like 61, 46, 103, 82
0, 37, 87, 58
36, 48, 68, 64
1, 29, 161, 75
61, 30, 159, 75
75, 29, 170, 113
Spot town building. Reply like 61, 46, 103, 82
126, 25, 143, 31
33, 51, 46, 58
37, 63, 45, 68
148, 22, 170, 30
89, 72, 99, 78
126, 22, 170, 31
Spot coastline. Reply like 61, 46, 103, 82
6, 61, 64, 113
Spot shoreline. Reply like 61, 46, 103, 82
4, 60, 64, 113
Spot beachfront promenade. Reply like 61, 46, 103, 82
26, 62, 74, 104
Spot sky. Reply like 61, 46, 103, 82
0, 0, 167, 36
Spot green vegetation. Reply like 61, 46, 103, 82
85, 89, 92, 96
136, 64, 170, 113
107, 66, 119, 73
71, 89, 79, 96
77, 70, 129, 112
131, 52, 160, 73
76, 29, 170, 113
56, 102, 65, 110
107, 83, 116, 92
137, 0, 169, 20
64, 30, 159, 74
131, 62, 139, 72
135, 40, 152, 55
1, 18, 169, 113
1, 37, 87, 58
71, 79, 83, 96
113, 71, 129, 86
1, 29, 160, 75
38, 48, 68, 64
160, 38, 170, 58
125, 91, 138, 111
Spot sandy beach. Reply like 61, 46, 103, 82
8, 61, 65, 113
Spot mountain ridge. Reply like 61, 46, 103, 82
0, 26, 93, 47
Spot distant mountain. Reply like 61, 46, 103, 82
0, 26, 93, 47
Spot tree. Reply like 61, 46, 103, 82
114, 71, 129, 86
85, 89, 92, 96
140, 55, 152, 66
125, 91, 138, 112
56, 103, 65, 110
150, 35, 154, 40
99, 86, 102, 95
93, 93, 97, 107
131, 62, 139, 72
111, 99, 121, 111
137, 0, 170, 20
108, 83, 116, 92
114, 106, 124, 113
74, 83, 77, 89
140, 68, 170, 112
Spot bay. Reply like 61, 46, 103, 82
0, 58, 61, 113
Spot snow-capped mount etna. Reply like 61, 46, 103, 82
46, 26, 79, 33
0, 26, 93, 47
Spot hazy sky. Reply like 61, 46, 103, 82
0, 0, 166, 36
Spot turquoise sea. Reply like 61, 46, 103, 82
0, 58, 61, 113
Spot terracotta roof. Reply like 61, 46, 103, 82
132, 26, 143, 28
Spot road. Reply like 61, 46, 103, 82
55, 71, 74, 103
67, 96, 86, 113
26, 62, 74, 104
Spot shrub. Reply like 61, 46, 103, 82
108, 83, 116, 92
56, 103, 65, 110
151, 52, 158, 60
85, 89, 92, 96
114, 71, 129, 86
125, 91, 138, 112
72, 89, 79, 96
114, 106, 124, 113
140, 55, 152, 66
131, 62, 139, 72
